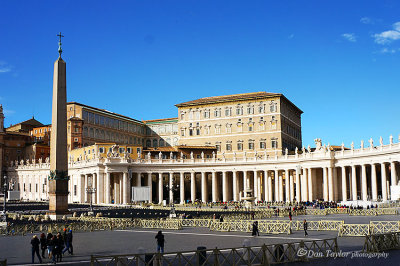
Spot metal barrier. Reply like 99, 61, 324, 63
326, 208, 348, 215
305, 209, 327, 216
138, 219, 182, 230
90, 237, 339, 265
348, 209, 378, 216
363, 232, 400, 252
338, 224, 370, 237
370, 221, 400, 234
180, 219, 212, 228
210, 220, 291, 235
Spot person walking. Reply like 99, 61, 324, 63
303, 220, 308, 237
31, 235, 42, 264
155, 231, 165, 253
62, 229, 73, 255
252, 221, 259, 236
50, 236, 57, 264
40, 233, 47, 259
47, 233, 54, 259
55, 232, 64, 262
288, 210, 292, 221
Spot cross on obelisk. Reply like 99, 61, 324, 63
48, 33, 70, 219
57, 32, 64, 58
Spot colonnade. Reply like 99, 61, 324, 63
70, 160, 398, 204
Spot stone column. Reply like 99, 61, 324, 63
351, 165, 357, 200
169, 172, 174, 204
323, 167, 328, 201
381, 163, 387, 200
114, 174, 120, 204
122, 171, 128, 204
328, 167, 334, 202
341, 167, 347, 201
158, 173, 163, 204
84, 174, 88, 202
212, 171, 217, 202
105, 173, 110, 204
257, 172, 262, 200
285, 169, 290, 202
361, 164, 367, 201
191, 172, 196, 202
222, 171, 228, 202
268, 173, 273, 202
274, 170, 279, 202
147, 173, 152, 203
278, 175, 283, 202
233, 171, 238, 202
180, 172, 185, 204
243, 171, 247, 191
290, 173, 294, 202
302, 170, 308, 202
371, 164, 377, 201
253, 171, 258, 201
263, 170, 268, 202
201, 172, 207, 203
295, 169, 301, 202
391, 162, 397, 187
308, 168, 313, 201
137, 172, 142, 187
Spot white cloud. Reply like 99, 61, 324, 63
342, 33, 357, 42
3, 109, 15, 115
380, 47, 396, 54
373, 22, 400, 44
360, 17, 373, 24
0, 61, 11, 73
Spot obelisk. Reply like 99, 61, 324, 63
48, 32, 69, 219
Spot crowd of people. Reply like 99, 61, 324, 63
30, 227, 73, 264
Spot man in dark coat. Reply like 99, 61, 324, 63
252, 221, 260, 236
303, 220, 308, 236
155, 231, 165, 253
31, 235, 42, 264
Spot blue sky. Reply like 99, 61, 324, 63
1, 0, 400, 148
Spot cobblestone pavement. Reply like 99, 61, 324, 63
1, 214, 399, 265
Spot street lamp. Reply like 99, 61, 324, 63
85, 177, 97, 213
166, 177, 179, 218
2, 175, 7, 222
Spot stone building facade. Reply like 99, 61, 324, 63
176, 92, 302, 157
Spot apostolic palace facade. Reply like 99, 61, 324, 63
2, 90, 400, 205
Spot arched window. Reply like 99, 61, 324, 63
153, 139, 158, 147
159, 139, 165, 147
146, 139, 151, 147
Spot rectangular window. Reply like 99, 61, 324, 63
74, 185, 77, 196
226, 143, 232, 151
24, 184, 26, 192
260, 141, 266, 149
181, 129, 185, 136
249, 126, 253, 132
196, 128, 200, 135
237, 142, 243, 151
216, 144, 221, 152
29, 184, 32, 192
189, 129, 193, 136
137, 148, 141, 154
248, 142, 254, 150
127, 147, 132, 153
119, 148, 125, 153
99, 147, 104, 153
271, 139, 278, 149
35, 184, 38, 192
